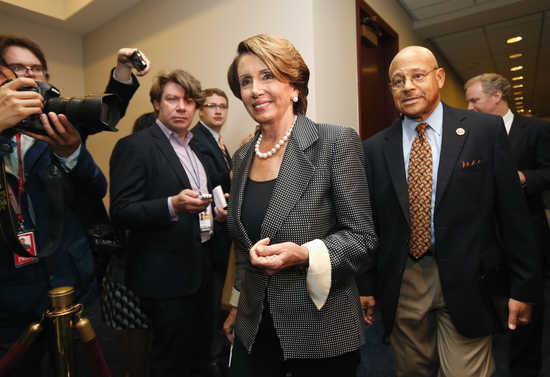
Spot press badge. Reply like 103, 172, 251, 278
199, 205, 213, 233
13, 230, 38, 268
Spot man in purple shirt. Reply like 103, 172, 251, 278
110, 69, 225, 377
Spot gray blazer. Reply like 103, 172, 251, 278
228, 115, 377, 359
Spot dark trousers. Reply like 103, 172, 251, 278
209, 262, 229, 364
508, 282, 545, 377
141, 251, 213, 377
229, 308, 359, 377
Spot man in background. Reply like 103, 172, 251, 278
191, 88, 232, 377
465, 72, 550, 377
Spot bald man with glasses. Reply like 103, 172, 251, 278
359, 46, 540, 377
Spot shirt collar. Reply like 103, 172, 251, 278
199, 121, 220, 141
156, 119, 192, 146
403, 101, 443, 136
502, 108, 514, 134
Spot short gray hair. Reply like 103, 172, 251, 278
464, 73, 511, 104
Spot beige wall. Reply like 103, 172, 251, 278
312, 0, 359, 129
83, 0, 320, 192
2, 0, 468, 196
0, 12, 85, 97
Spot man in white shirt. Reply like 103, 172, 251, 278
465, 72, 550, 377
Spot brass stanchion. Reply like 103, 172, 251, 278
45, 286, 82, 377
0, 286, 111, 377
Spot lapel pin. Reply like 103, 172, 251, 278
456, 128, 465, 136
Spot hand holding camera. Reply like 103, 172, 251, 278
171, 189, 212, 214
0, 77, 43, 133
115, 48, 151, 80
26, 112, 81, 157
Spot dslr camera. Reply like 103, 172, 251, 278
3, 80, 123, 137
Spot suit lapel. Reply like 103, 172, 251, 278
24, 139, 49, 174
435, 104, 468, 208
383, 120, 409, 224
196, 122, 231, 172
261, 116, 316, 240
150, 125, 192, 188
507, 114, 525, 154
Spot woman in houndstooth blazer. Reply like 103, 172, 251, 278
223, 34, 378, 377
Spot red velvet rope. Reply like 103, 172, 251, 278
0, 341, 25, 376
82, 337, 112, 377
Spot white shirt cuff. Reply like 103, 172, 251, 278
167, 197, 178, 221
54, 144, 81, 171
304, 239, 331, 310
229, 287, 240, 307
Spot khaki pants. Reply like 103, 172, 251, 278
390, 256, 495, 377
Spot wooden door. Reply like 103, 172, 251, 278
356, 0, 399, 139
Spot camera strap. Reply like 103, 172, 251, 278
0, 138, 65, 258
0, 158, 36, 258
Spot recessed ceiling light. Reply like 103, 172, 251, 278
513, 91, 523, 95
506, 36, 523, 44
511, 76, 523, 81
509, 53, 523, 59
510, 65, 523, 72
517, 109, 525, 112
513, 84, 524, 88
515, 96, 524, 101
515, 102, 524, 106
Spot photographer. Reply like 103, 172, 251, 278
0, 77, 43, 131
0, 35, 149, 376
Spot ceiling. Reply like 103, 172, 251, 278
2, 0, 550, 116
398, 0, 550, 117
0, 0, 140, 35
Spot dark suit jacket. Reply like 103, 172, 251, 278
110, 124, 212, 299
0, 73, 137, 343
191, 122, 232, 271
191, 122, 232, 193
508, 114, 550, 257
361, 103, 540, 338
228, 115, 377, 359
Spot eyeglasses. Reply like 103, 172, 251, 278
389, 68, 439, 90
7, 63, 45, 76
203, 103, 228, 110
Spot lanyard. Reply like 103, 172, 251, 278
182, 143, 202, 191
15, 133, 24, 226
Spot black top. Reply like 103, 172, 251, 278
241, 178, 276, 244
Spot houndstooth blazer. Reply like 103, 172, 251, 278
228, 115, 378, 359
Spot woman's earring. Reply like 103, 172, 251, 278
292, 96, 298, 103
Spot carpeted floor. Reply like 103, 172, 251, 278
68, 276, 550, 377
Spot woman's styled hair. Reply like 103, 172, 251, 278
227, 34, 310, 115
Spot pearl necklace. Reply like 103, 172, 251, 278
254, 117, 296, 159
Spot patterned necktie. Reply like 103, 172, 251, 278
407, 122, 432, 259
218, 135, 232, 179
218, 136, 229, 165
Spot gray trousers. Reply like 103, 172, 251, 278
390, 256, 495, 377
